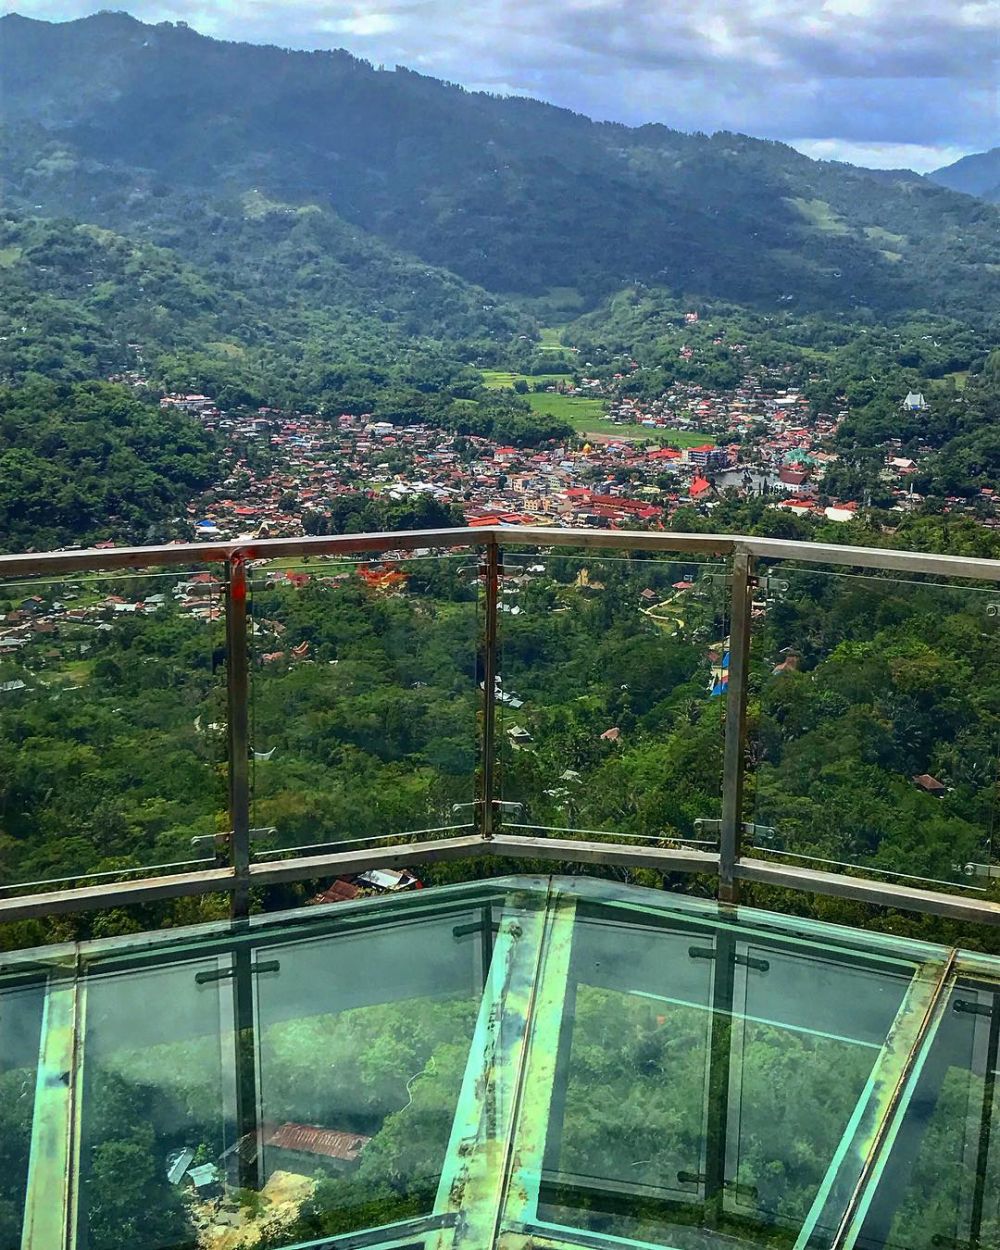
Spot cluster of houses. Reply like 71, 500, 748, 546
155, 385, 838, 539
147, 363, 995, 548
9, 363, 981, 696
0, 573, 229, 685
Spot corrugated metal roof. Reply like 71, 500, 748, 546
263, 1122, 370, 1162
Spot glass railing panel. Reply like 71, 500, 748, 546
511, 896, 918, 1249
744, 567, 1000, 891
0, 971, 46, 1249
251, 904, 492, 1240
74, 953, 238, 1250
497, 549, 730, 850
0, 568, 227, 894
247, 552, 480, 860
851, 980, 1000, 1250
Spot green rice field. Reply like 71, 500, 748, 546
481, 370, 571, 389
482, 369, 714, 446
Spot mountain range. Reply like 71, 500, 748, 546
929, 148, 1000, 205
1, 10, 997, 328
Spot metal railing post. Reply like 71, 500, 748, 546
226, 553, 252, 918
480, 538, 500, 840
720, 549, 754, 903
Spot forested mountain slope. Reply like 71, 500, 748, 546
0, 205, 528, 402
1, 12, 997, 320
929, 148, 1000, 204
0, 380, 217, 550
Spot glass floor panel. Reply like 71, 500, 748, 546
0, 876, 996, 1250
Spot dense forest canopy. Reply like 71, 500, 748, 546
0, 380, 217, 550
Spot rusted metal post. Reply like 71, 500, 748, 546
481, 538, 501, 840
226, 553, 252, 919
233, 944, 261, 1192
720, 550, 754, 903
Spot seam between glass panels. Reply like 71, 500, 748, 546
565, 900, 923, 976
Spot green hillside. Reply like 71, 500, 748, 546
0, 207, 529, 406
1, 12, 997, 321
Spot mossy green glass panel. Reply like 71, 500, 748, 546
252, 905, 491, 1241
722, 940, 916, 1240
5, 876, 1000, 1250
530, 899, 917, 1249
0, 975, 45, 1250
75, 955, 237, 1250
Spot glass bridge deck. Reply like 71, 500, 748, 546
2, 875, 997, 1250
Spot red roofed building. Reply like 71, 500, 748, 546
357, 565, 409, 592
309, 879, 362, 905
263, 1122, 371, 1170
587, 496, 660, 519
689, 476, 712, 499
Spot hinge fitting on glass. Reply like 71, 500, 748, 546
195, 959, 280, 985
190, 831, 232, 851
676, 1172, 759, 1199
963, 862, 1000, 880
693, 819, 777, 841
953, 1000, 994, 1018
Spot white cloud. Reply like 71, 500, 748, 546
324, 10, 396, 36
789, 139, 978, 173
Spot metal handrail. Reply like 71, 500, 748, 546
4, 525, 1000, 580
2, 526, 999, 927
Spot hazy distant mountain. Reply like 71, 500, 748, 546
1, 11, 997, 320
928, 149, 1000, 204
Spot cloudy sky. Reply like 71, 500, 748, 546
5, 0, 997, 170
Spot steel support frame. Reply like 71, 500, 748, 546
481, 537, 501, 840
837, 970, 1000, 1250
226, 554, 252, 920
4, 525, 1000, 582
2, 837, 1000, 926
499, 895, 579, 1236
19, 972, 80, 1250
720, 550, 754, 903
431, 894, 552, 1250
